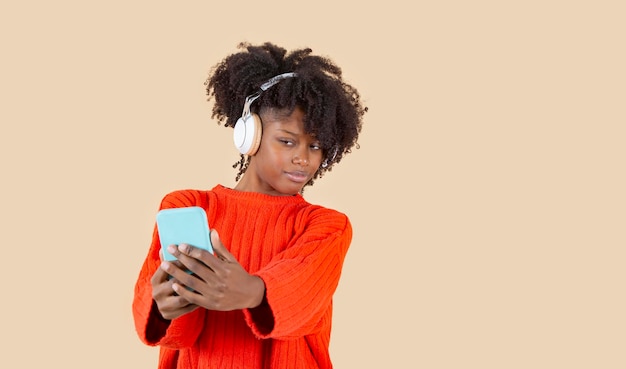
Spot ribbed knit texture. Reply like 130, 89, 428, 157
132, 185, 352, 369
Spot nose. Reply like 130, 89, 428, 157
292, 151, 309, 166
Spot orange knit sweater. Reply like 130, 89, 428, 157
132, 185, 352, 369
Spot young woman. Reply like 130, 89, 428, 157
132, 41, 367, 369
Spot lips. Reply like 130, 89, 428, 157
285, 170, 310, 183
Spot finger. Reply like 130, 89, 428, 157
172, 282, 199, 304
152, 276, 182, 301
209, 230, 236, 263
175, 242, 216, 262
160, 304, 198, 320
159, 258, 201, 289
168, 243, 239, 291
167, 244, 216, 275
151, 262, 171, 285
171, 281, 211, 306
157, 295, 199, 320
162, 260, 208, 292
174, 243, 228, 277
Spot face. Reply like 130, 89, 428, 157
235, 106, 323, 196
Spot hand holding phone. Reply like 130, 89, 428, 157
156, 206, 214, 261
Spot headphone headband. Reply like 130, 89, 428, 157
242, 73, 297, 118
260, 72, 297, 91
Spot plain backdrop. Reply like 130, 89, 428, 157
1, 1, 625, 368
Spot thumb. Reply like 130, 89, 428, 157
210, 229, 236, 263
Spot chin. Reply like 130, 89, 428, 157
276, 183, 305, 196
281, 188, 302, 196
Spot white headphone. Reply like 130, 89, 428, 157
233, 72, 297, 155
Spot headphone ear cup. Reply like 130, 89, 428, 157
233, 113, 262, 156
247, 114, 262, 155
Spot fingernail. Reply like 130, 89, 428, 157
167, 244, 177, 254
179, 243, 189, 253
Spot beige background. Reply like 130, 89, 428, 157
1, 1, 624, 368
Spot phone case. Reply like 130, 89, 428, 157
156, 206, 213, 261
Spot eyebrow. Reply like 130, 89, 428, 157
276, 128, 319, 140
276, 128, 300, 136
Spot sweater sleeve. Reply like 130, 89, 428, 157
242, 208, 352, 339
132, 191, 207, 349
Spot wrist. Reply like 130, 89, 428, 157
248, 276, 266, 309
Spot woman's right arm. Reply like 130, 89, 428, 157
132, 195, 207, 349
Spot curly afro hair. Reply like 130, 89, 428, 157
205, 41, 368, 187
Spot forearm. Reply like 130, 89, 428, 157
145, 300, 171, 344
243, 224, 351, 339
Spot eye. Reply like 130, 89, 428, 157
279, 139, 294, 146
310, 143, 321, 150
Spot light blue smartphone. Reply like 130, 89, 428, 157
156, 206, 214, 261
